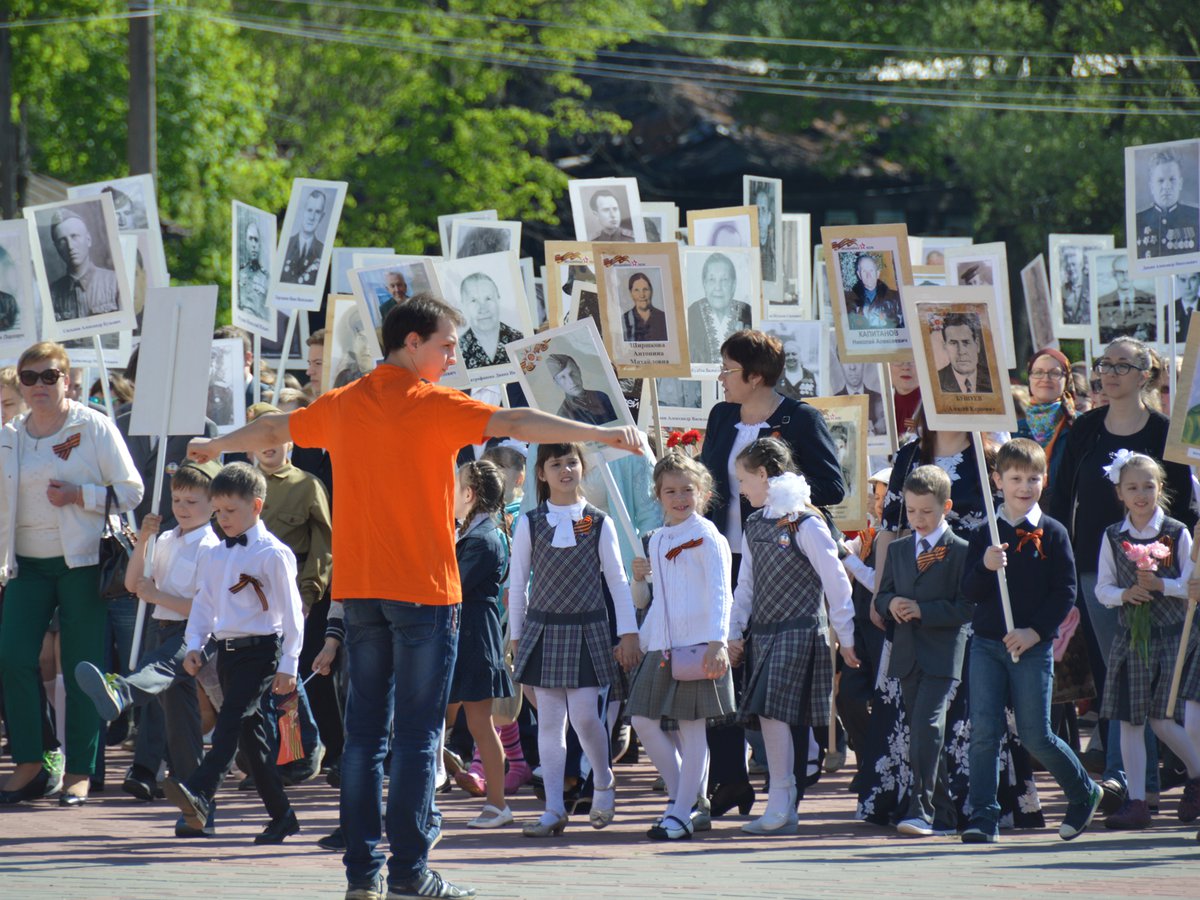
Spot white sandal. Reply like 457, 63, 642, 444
467, 804, 513, 829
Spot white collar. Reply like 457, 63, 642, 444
1120, 507, 1165, 539
1000, 503, 1042, 528
660, 512, 704, 537
545, 500, 587, 548
179, 523, 214, 546
914, 520, 948, 555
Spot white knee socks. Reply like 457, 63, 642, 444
667, 719, 708, 824
760, 717, 796, 818
632, 714, 680, 807
535, 687, 614, 822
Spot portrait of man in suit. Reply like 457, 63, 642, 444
1059, 246, 1088, 325
280, 189, 328, 285
1096, 253, 1156, 343
1174, 270, 1200, 342
1135, 148, 1200, 259
836, 361, 886, 435
937, 312, 992, 394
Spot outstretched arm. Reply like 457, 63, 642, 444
484, 407, 642, 454
187, 413, 294, 463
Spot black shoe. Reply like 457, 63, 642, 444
59, 791, 89, 807
238, 773, 257, 792
175, 814, 216, 838
0, 768, 51, 805
280, 742, 326, 786
709, 780, 755, 817
387, 869, 476, 898
162, 777, 210, 831
325, 762, 341, 788
1097, 778, 1126, 815
254, 810, 300, 844
122, 766, 157, 802
316, 826, 346, 852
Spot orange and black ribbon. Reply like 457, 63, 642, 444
859, 525, 876, 561
230, 573, 268, 611
1015, 527, 1044, 558
573, 515, 593, 537
777, 516, 800, 534
1160, 534, 1174, 568
52, 432, 80, 460
916, 545, 948, 572
665, 537, 704, 561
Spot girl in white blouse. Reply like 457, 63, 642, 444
628, 453, 734, 840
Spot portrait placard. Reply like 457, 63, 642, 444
544, 241, 596, 328
821, 223, 913, 363
813, 245, 831, 322
349, 256, 436, 328
231, 201, 277, 341
25, 193, 135, 342
1088, 247, 1160, 347
507, 318, 635, 461
1164, 311, 1200, 465
1020, 254, 1058, 352
911, 265, 947, 286
0, 220, 40, 356
331, 247, 393, 294
681, 246, 761, 376
900, 285, 1017, 433
908, 236, 972, 268
568, 178, 647, 243
762, 320, 826, 400
826, 329, 892, 455
1048, 233, 1115, 339
744, 176, 783, 303
944, 242, 1015, 369
641, 202, 679, 245
646, 377, 718, 432
269, 178, 347, 313
438, 209, 498, 257
568, 280, 602, 339
687, 206, 760, 256
449, 219, 522, 260
1125, 139, 1200, 277
431, 251, 533, 389
1169, 269, 1200, 344
128, 286, 217, 438
66, 173, 168, 291
594, 242, 689, 377
205, 338, 246, 436
804, 395, 869, 533
519, 257, 545, 331
322, 294, 376, 393
773, 213, 812, 319
62, 325, 132, 369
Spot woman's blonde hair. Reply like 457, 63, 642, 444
17, 341, 70, 374
652, 452, 715, 514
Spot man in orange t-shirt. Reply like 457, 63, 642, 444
189, 294, 639, 900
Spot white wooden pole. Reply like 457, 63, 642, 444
971, 431, 1018, 662
273, 311, 298, 405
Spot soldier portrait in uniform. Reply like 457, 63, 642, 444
271, 179, 346, 312
206, 345, 236, 429
1091, 249, 1158, 345
280, 189, 331, 285
1048, 233, 1114, 339
1126, 140, 1200, 278
237, 220, 270, 320
568, 177, 646, 243
231, 201, 276, 340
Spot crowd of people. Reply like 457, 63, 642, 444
1, 294, 1200, 900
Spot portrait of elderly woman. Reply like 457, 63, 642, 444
621, 271, 668, 343
458, 271, 524, 369
547, 353, 618, 426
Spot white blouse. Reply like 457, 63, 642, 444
1095, 508, 1193, 608
508, 499, 637, 641
15, 427, 65, 559
639, 513, 732, 652
732, 513, 856, 648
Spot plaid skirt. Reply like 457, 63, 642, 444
1176, 619, 1200, 708
625, 650, 736, 731
739, 621, 833, 729
1101, 625, 1200, 725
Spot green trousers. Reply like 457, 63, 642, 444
0, 557, 104, 774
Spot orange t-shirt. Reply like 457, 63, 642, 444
288, 365, 495, 605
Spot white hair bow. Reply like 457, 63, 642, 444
763, 472, 813, 520
1102, 448, 1136, 485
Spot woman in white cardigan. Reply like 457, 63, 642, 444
0, 342, 143, 806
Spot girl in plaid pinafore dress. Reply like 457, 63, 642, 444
728, 438, 859, 835
507, 444, 639, 837
1094, 451, 1200, 829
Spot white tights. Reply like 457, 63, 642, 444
534, 687, 613, 821
632, 716, 708, 824
760, 717, 796, 818
1119, 700, 1200, 800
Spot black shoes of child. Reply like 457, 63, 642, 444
255, 810, 300, 844
708, 780, 755, 817
162, 777, 210, 832
122, 765, 162, 802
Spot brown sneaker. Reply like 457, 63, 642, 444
1104, 798, 1151, 830
1178, 777, 1200, 823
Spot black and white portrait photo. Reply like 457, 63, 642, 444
1020, 254, 1058, 353
640, 202, 679, 248
569, 281, 602, 340
449, 219, 521, 260
943, 242, 1016, 369
568, 177, 646, 243
765, 320, 825, 400
270, 178, 347, 312
434, 250, 532, 387
1090, 248, 1159, 345
67, 173, 168, 288
1126, 139, 1200, 275
231, 201, 276, 340
0, 222, 36, 353
652, 376, 717, 431
324, 295, 377, 392
206, 338, 246, 435
595, 244, 689, 377
688, 206, 758, 251
744, 175, 782, 302
26, 194, 135, 342
773, 213, 812, 319
438, 209, 498, 257
1048, 233, 1114, 339
1173, 270, 1200, 342
619, 269, 668, 343
682, 247, 758, 371
828, 344, 888, 443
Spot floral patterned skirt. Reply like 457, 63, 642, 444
855, 635, 1045, 830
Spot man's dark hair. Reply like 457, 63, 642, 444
589, 189, 620, 212
720, 329, 785, 388
214, 325, 252, 357
381, 291, 465, 356
172, 462, 217, 495
627, 272, 653, 294
211, 461, 267, 502
942, 312, 982, 345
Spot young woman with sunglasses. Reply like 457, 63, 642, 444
0, 342, 143, 808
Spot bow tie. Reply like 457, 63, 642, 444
917, 544, 948, 572
224, 534, 248, 548
229, 573, 268, 610
665, 537, 704, 561
1015, 527, 1044, 558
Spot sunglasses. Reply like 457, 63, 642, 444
18, 368, 65, 387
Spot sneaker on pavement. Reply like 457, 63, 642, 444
896, 817, 935, 836
387, 869, 476, 899
1059, 781, 1102, 840
75, 662, 125, 721
345, 874, 385, 900
1097, 777, 1126, 815
960, 819, 998, 844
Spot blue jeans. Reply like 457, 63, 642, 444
340, 600, 459, 888
968, 637, 1094, 827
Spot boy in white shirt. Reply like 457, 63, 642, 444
162, 462, 304, 844
75, 460, 222, 835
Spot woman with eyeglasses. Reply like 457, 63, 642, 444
1046, 336, 1196, 813
1015, 348, 1076, 487
0, 342, 143, 807
698, 329, 845, 818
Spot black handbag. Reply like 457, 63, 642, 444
97, 486, 136, 601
